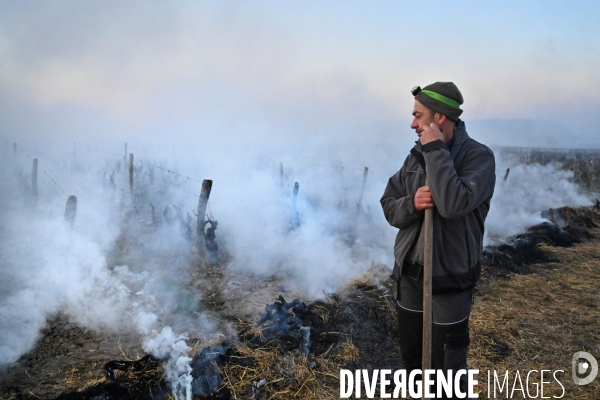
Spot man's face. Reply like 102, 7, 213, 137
410, 100, 435, 137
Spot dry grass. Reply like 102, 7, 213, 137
470, 233, 600, 398
221, 229, 600, 399
42, 359, 165, 396
221, 327, 358, 400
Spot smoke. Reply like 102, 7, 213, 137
485, 153, 592, 244
0, 131, 594, 377
143, 327, 193, 400
0, 150, 219, 398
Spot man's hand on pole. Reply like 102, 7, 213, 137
414, 186, 435, 211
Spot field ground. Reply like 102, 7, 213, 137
1, 214, 600, 399
470, 235, 600, 399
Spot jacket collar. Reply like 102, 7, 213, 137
452, 119, 469, 144
449, 119, 469, 161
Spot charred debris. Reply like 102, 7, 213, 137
482, 205, 600, 276
3, 284, 398, 400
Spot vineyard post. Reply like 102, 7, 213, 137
64, 195, 77, 229
196, 179, 213, 255
292, 182, 300, 227
32, 159, 38, 203
129, 153, 134, 205
356, 167, 369, 212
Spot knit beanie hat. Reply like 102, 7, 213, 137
411, 82, 463, 121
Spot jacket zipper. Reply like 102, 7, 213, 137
464, 220, 471, 268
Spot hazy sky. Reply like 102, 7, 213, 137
1, 0, 599, 149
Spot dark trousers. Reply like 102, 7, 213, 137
394, 272, 472, 399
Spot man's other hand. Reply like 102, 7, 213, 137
419, 122, 444, 145
414, 186, 435, 211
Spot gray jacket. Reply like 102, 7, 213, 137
380, 120, 496, 293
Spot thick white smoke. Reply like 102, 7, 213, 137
143, 327, 193, 400
485, 153, 592, 244
0, 149, 211, 398
0, 135, 594, 397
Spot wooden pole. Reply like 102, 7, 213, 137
280, 162, 284, 189
292, 182, 299, 206
32, 159, 38, 202
356, 167, 369, 211
422, 176, 433, 371
196, 179, 213, 254
502, 168, 510, 185
128, 153, 134, 204
292, 182, 300, 227
64, 195, 77, 229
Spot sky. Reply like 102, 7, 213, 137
1, 0, 600, 151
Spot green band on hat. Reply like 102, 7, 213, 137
421, 90, 461, 109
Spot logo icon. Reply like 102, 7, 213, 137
572, 351, 598, 385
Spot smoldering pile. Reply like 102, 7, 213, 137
12, 269, 397, 400
482, 205, 600, 275
214, 280, 401, 399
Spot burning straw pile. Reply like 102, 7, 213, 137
188, 273, 399, 400
482, 205, 600, 275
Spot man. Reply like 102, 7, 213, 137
380, 82, 495, 397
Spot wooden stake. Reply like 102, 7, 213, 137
149, 165, 154, 184
422, 176, 433, 371
292, 182, 299, 205
128, 153, 134, 204
502, 168, 510, 185
356, 167, 369, 211
64, 195, 77, 229
32, 159, 38, 202
292, 182, 300, 227
196, 179, 213, 254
